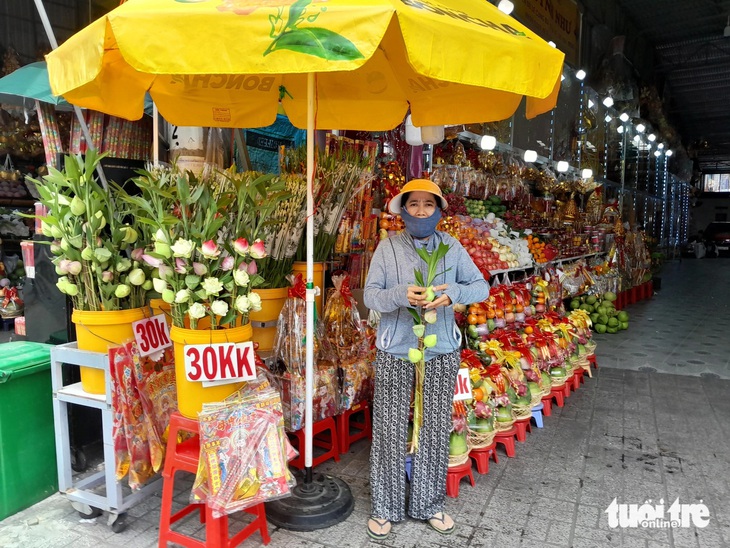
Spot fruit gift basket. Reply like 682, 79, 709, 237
321, 273, 374, 412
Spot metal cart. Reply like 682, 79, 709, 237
50, 342, 162, 532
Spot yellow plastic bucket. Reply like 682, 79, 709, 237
292, 261, 325, 317
248, 287, 288, 352
170, 323, 253, 418
72, 307, 150, 394
149, 298, 172, 326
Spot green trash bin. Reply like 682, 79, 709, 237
0, 342, 58, 521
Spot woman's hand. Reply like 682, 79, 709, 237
407, 285, 426, 307
424, 284, 451, 309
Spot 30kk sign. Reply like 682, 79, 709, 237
453, 368, 472, 401
133, 315, 172, 357
183, 342, 256, 383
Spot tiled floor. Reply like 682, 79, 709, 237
1, 258, 729, 547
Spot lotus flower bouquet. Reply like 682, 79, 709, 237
119, 166, 289, 329
32, 152, 150, 311
405, 242, 451, 454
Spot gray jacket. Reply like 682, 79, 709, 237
363, 231, 490, 362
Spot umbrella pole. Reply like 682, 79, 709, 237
265, 73, 354, 531
33, 0, 109, 191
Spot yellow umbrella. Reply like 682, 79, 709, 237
45, 0, 564, 526
47, 0, 563, 130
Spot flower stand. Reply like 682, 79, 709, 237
469, 441, 498, 474
445, 460, 474, 498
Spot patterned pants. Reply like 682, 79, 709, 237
369, 348, 460, 522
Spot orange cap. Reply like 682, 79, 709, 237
388, 179, 448, 214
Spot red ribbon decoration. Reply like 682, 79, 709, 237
1, 287, 22, 309
288, 273, 307, 299
332, 272, 353, 309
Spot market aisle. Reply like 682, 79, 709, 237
594, 258, 730, 379
1, 259, 729, 547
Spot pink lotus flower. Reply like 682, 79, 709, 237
131, 247, 145, 261
142, 254, 163, 268
175, 258, 188, 274
233, 238, 249, 256
101, 270, 114, 283
220, 255, 235, 271
250, 239, 266, 259
246, 260, 258, 275
193, 262, 207, 276
158, 264, 173, 280
200, 240, 221, 259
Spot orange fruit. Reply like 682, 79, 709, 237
524, 326, 533, 334
476, 314, 487, 325
467, 314, 478, 325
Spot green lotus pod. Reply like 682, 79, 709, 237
142, 279, 153, 291
40, 220, 53, 237
128, 268, 145, 286
122, 226, 138, 244
412, 324, 425, 338
424, 309, 437, 324
408, 348, 423, 363
65, 283, 79, 296
155, 241, 172, 258
94, 247, 112, 263
161, 289, 175, 304
69, 196, 86, 215
81, 246, 94, 261
423, 334, 437, 348
115, 284, 131, 298
50, 224, 63, 239
424, 286, 436, 302
67, 233, 83, 249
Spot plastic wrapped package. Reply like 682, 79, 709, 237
191, 376, 296, 517
322, 273, 374, 411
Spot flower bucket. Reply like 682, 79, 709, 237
248, 287, 288, 352
293, 261, 325, 317
149, 298, 172, 326
170, 322, 252, 418
72, 307, 150, 394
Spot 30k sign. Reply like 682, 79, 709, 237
183, 342, 256, 383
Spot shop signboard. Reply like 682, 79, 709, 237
514, 0, 580, 67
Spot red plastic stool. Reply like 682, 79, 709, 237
287, 416, 339, 469
469, 441, 497, 474
494, 426, 517, 457
574, 367, 585, 387
541, 396, 553, 416
549, 385, 565, 407
588, 354, 598, 369
513, 417, 532, 442
446, 460, 475, 498
158, 412, 270, 548
336, 401, 372, 455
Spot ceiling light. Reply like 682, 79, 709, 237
497, 0, 514, 14
561, 74, 565, 81
602, 97, 614, 108
479, 135, 497, 150
581, 168, 593, 179
556, 161, 570, 172
575, 69, 586, 81
620, 113, 630, 122
648, 133, 656, 142
636, 123, 646, 133
633, 135, 641, 143
666, 150, 673, 157
654, 150, 661, 157
548, 41, 557, 48
524, 149, 538, 163
658, 143, 664, 150
617, 126, 624, 134
604, 115, 612, 123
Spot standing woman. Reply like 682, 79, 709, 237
363, 179, 489, 539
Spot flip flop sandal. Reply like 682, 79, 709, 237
367, 517, 392, 540
427, 512, 455, 535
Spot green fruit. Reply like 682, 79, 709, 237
607, 317, 619, 328
586, 295, 597, 305
603, 291, 617, 302
603, 301, 615, 310
570, 299, 580, 310
620, 321, 629, 330
590, 313, 600, 324
449, 431, 469, 456
580, 304, 594, 313
617, 311, 629, 322
541, 371, 552, 386
474, 418, 494, 432
606, 326, 619, 334
467, 325, 479, 339
550, 367, 567, 378
527, 381, 540, 396
598, 314, 609, 325
496, 406, 513, 422
595, 324, 607, 334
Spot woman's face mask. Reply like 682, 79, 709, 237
400, 208, 442, 239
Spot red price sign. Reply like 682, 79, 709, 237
453, 368, 472, 401
133, 314, 172, 357
184, 341, 256, 383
